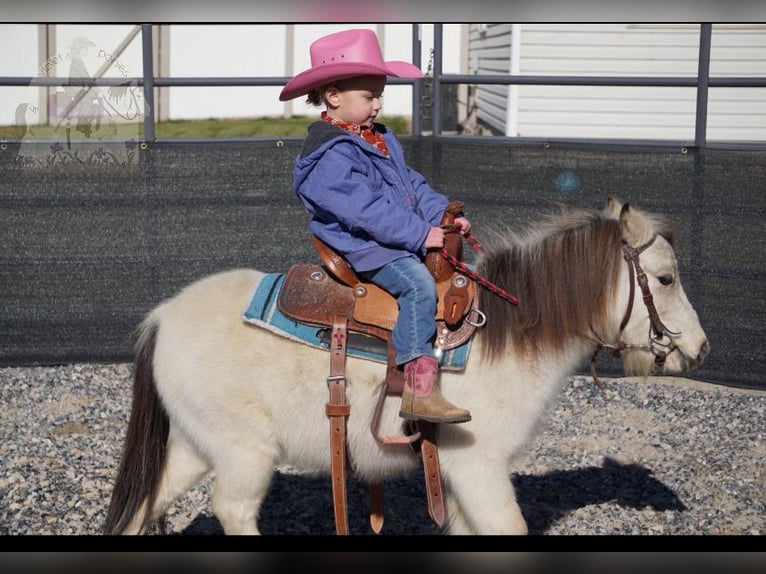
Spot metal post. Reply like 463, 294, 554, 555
412, 24, 422, 136
284, 24, 294, 119
432, 24, 443, 135
505, 24, 522, 137
38, 24, 53, 126
141, 24, 156, 143
694, 23, 712, 149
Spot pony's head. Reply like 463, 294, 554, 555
476, 197, 709, 378
604, 196, 710, 376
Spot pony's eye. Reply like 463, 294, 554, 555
658, 274, 674, 286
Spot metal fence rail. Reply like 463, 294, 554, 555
2, 23, 766, 147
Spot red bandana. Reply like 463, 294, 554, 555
321, 111, 390, 157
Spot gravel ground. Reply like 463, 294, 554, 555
1, 363, 763, 537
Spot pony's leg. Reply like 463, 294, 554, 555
210, 448, 275, 535
123, 428, 211, 534
446, 464, 528, 535
443, 489, 475, 535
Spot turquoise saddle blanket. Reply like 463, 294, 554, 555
241, 272, 471, 371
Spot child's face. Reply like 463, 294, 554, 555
326, 75, 387, 127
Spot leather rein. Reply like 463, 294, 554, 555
439, 225, 519, 306
590, 234, 681, 388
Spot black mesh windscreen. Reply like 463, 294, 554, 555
2, 139, 315, 365
413, 138, 764, 391
1, 138, 763, 390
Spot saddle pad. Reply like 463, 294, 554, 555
241, 272, 471, 371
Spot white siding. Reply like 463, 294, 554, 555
468, 24, 512, 134
468, 23, 766, 143
707, 25, 766, 142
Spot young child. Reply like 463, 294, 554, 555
279, 28, 471, 424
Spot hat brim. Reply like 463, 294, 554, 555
279, 60, 423, 101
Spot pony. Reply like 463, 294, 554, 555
103, 197, 709, 535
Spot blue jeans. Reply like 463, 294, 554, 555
359, 255, 437, 366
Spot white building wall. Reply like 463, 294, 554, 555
166, 24, 288, 120
0, 24, 41, 126
469, 23, 766, 143
162, 24, 462, 120
707, 24, 766, 142
0, 24, 444, 125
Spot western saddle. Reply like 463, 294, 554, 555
276, 201, 483, 534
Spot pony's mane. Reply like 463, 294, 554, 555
476, 204, 627, 362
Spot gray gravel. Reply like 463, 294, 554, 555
1, 363, 763, 536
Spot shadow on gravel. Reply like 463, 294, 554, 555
177, 456, 685, 535
179, 474, 437, 536
515, 456, 687, 535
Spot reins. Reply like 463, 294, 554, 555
439, 224, 519, 306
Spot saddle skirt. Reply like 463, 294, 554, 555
241, 270, 474, 371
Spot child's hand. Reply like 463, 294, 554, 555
455, 216, 471, 235
424, 226, 445, 249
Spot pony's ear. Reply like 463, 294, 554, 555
603, 196, 623, 219
619, 203, 654, 246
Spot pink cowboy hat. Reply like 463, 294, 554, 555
279, 28, 423, 101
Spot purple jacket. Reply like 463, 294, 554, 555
293, 120, 448, 273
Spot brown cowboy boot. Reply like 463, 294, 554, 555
399, 355, 471, 424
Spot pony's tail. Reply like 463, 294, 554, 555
103, 315, 169, 535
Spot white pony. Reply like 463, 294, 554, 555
103, 197, 709, 535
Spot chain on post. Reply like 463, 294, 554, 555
420, 48, 434, 121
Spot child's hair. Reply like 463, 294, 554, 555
304, 76, 376, 107
305, 87, 326, 107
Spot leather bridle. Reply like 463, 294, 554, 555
590, 234, 681, 388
